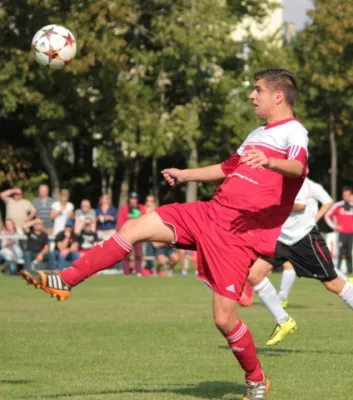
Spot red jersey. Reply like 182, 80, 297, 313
207, 118, 308, 256
325, 201, 353, 234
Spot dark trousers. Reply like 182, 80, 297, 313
338, 233, 353, 274
24, 250, 56, 270
123, 243, 143, 275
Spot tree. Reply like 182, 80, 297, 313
293, 0, 353, 200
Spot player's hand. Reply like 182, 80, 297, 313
36, 253, 44, 262
161, 168, 185, 186
334, 225, 342, 232
243, 146, 270, 169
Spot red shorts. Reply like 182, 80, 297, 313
155, 201, 257, 302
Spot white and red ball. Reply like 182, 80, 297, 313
32, 24, 77, 70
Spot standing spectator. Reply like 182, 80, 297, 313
79, 218, 99, 255
54, 221, 80, 270
96, 194, 117, 240
0, 188, 36, 228
0, 218, 23, 273
23, 218, 55, 270
51, 189, 74, 237
32, 184, 54, 234
118, 192, 145, 276
325, 186, 353, 274
74, 199, 97, 234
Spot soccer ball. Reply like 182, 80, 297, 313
31, 24, 77, 70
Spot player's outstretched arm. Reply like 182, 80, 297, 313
162, 164, 225, 186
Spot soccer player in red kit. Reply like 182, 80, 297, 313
21, 69, 308, 400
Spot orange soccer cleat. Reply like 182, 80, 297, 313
21, 270, 72, 301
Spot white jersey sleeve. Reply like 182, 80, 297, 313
286, 122, 309, 167
294, 182, 308, 205
307, 179, 332, 205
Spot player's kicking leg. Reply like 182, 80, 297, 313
247, 258, 297, 346
21, 211, 175, 300
278, 261, 296, 308
213, 292, 270, 399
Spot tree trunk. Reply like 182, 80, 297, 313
133, 157, 140, 193
186, 146, 198, 202
118, 159, 131, 209
152, 155, 159, 204
329, 114, 337, 201
34, 136, 60, 199
107, 169, 115, 200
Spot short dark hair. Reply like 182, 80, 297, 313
342, 186, 352, 193
254, 68, 297, 106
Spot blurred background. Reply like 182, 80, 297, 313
0, 0, 352, 212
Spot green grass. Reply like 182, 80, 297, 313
0, 273, 351, 400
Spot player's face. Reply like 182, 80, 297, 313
129, 198, 138, 207
342, 190, 352, 202
248, 79, 279, 119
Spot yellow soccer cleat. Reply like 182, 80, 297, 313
242, 377, 270, 400
280, 300, 289, 309
266, 317, 297, 346
21, 270, 71, 301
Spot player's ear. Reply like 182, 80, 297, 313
276, 90, 284, 105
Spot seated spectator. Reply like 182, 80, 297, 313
23, 218, 55, 271
74, 199, 97, 234
96, 194, 117, 240
51, 189, 74, 236
0, 218, 23, 274
55, 221, 80, 270
153, 242, 179, 277
1, 188, 36, 228
118, 192, 145, 276
32, 184, 54, 234
79, 218, 99, 255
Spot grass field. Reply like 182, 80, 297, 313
1, 273, 352, 400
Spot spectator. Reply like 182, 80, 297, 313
32, 184, 54, 234
51, 189, 74, 237
79, 218, 99, 255
0, 188, 36, 228
118, 192, 146, 276
54, 221, 80, 270
74, 199, 97, 234
154, 242, 180, 277
23, 218, 55, 270
144, 194, 157, 273
96, 194, 117, 240
0, 218, 23, 273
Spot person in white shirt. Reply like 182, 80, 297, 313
50, 189, 74, 237
277, 177, 334, 307
246, 177, 353, 347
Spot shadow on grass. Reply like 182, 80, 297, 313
16, 381, 245, 399
0, 379, 33, 384
218, 345, 353, 357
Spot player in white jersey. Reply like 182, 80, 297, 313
246, 177, 353, 346
278, 177, 334, 308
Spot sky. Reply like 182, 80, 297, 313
283, 0, 313, 30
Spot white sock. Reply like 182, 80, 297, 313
335, 268, 349, 282
253, 278, 289, 324
279, 269, 296, 301
339, 282, 353, 310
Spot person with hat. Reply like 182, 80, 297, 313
54, 220, 80, 270
117, 192, 146, 276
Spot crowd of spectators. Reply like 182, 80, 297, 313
0, 185, 190, 276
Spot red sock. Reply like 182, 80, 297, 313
60, 233, 132, 286
225, 320, 263, 382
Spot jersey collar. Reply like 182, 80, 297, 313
264, 117, 299, 130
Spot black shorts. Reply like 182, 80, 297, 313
262, 227, 337, 282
